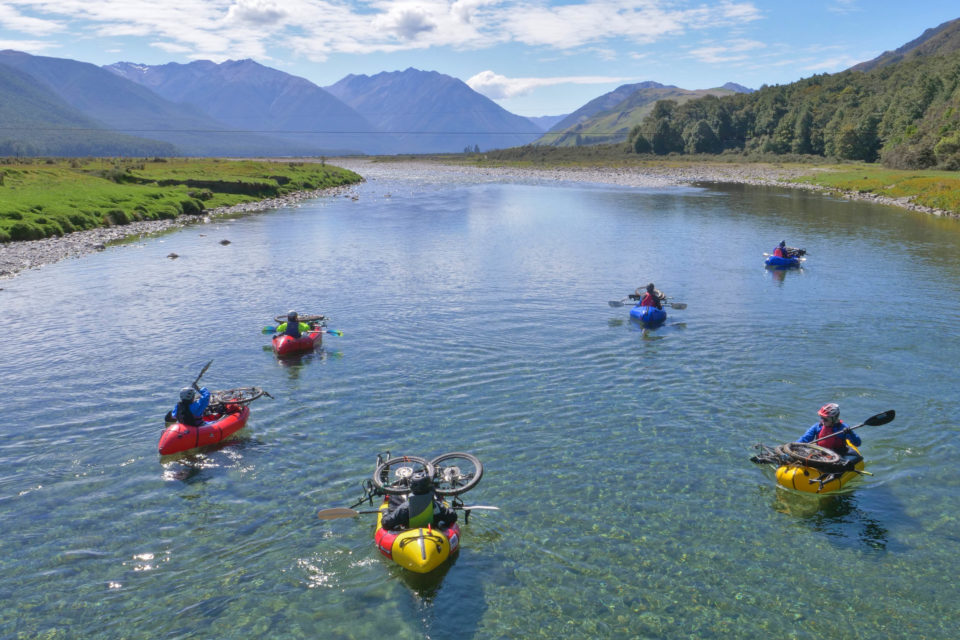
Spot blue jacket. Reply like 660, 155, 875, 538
798, 420, 861, 447
171, 387, 210, 427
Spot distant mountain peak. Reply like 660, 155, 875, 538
720, 82, 754, 93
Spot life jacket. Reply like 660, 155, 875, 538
279, 321, 302, 338
407, 493, 435, 528
175, 398, 203, 427
640, 292, 661, 309
815, 421, 846, 453
773, 246, 785, 258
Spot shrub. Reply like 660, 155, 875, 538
186, 189, 213, 201
9, 221, 43, 240
179, 198, 203, 215
104, 209, 130, 225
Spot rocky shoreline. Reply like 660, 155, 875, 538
1, 159, 954, 280
0, 184, 356, 280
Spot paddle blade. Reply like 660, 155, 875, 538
262, 326, 277, 334
317, 508, 360, 520
668, 302, 687, 310
608, 300, 626, 308
864, 409, 895, 427
326, 329, 344, 337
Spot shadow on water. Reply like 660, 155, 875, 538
765, 265, 804, 285
396, 552, 490, 640
159, 433, 261, 482
273, 348, 344, 378
771, 489, 904, 554
627, 316, 686, 338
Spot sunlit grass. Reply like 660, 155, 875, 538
0, 157, 361, 242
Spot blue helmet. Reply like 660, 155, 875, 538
287, 310, 298, 321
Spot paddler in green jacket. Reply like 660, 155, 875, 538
381, 471, 458, 530
275, 311, 312, 339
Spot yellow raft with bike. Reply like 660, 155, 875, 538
775, 442, 864, 494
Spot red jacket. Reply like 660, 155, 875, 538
640, 292, 662, 309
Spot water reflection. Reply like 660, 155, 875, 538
765, 265, 804, 285
773, 490, 889, 552
397, 553, 489, 640
159, 434, 257, 482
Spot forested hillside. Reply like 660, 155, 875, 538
0, 62, 175, 157
627, 18, 960, 169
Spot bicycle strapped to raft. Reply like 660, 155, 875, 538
350, 451, 485, 520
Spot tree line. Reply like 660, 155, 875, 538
627, 52, 960, 170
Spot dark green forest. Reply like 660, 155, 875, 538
628, 52, 960, 170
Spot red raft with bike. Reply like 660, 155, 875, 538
158, 387, 270, 455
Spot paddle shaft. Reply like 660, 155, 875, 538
191, 360, 213, 391
809, 410, 895, 445
318, 505, 498, 520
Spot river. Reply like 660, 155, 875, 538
1, 162, 958, 639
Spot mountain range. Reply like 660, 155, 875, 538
0, 49, 753, 157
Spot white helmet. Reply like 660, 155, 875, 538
179, 387, 196, 401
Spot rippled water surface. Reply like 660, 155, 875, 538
2, 164, 960, 639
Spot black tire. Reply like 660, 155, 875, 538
274, 314, 325, 324
372, 456, 435, 495
430, 452, 483, 496
209, 387, 266, 406
780, 442, 845, 471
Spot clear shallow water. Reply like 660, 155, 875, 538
1, 167, 959, 639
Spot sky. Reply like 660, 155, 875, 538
0, 1, 958, 117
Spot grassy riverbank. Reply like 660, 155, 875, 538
377, 149, 960, 215
0, 158, 361, 242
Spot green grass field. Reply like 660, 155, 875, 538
787, 166, 960, 213
0, 158, 361, 242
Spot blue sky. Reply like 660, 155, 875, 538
0, 1, 957, 117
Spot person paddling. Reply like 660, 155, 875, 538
797, 403, 862, 469
631, 283, 665, 310
381, 471, 458, 531
275, 310, 311, 339
165, 386, 210, 427
773, 241, 805, 259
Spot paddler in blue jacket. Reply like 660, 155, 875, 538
165, 386, 210, 427
381, 471, 458, 530
275, 311, 312, 339
797, 403, 862, 468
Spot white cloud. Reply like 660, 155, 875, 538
804, 55, 861, 72
226, 0, 288, 25
466, 69, 631, 99
689, 39, 765, 63
0, 1, 765, 61
0, 4, 64, 36
0, 38, 59, 53
828, 0, 860, 14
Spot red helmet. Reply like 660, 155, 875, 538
818, 403, 840, 419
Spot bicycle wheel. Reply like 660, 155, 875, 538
430, 452, 483, 496
372, 456, 436, 495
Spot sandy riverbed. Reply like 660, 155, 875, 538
1, 158, 952, 281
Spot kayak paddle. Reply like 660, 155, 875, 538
317, 505, 499, 520
809, 409, 895, 445
191, 360, 213, 391
263, 326, 343, 336
608, 298, 686, 310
